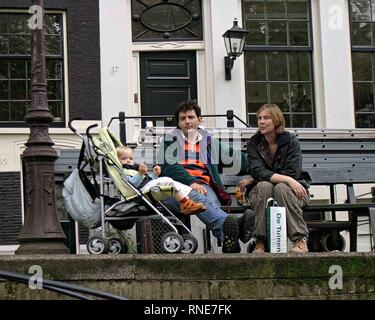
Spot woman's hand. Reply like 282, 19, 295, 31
153, 165, 161, 176
139, 163, 148, 175
237, 176, 254, 192
287, 177, 307, 200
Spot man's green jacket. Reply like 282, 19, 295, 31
157, 128, 249, 188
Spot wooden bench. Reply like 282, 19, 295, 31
55, 127, 375, 252
298, 130, 375, 252
219, 129, 375, 252
134, 127, 375, 252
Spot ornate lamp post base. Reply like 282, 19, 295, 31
16, 241, 69, 255
16, 0, 68, 254
16, 150, 69, 255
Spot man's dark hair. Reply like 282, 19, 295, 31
174, 99, 201, 121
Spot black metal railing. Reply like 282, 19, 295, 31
107, 109, 250, 144
0, 270, 127, 300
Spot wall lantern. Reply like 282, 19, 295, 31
222, 19, 248, 81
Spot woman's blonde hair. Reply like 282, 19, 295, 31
257, 103, 285, 134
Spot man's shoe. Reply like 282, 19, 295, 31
222, 215, 241, 253
180, 199, 206, 215
253, 240, 266, 253
238, 209, 255, 244
291, 238, 309, 253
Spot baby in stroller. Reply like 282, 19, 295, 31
116, 146, 206, 215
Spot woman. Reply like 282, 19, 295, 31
239, 104, 311, 253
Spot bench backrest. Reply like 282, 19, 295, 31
54, 149, 82, 182
136, 128, 375, 184
301, 139, 375, 185
55, 128, 375, 187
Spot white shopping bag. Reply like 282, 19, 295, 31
266, 198, 287, 253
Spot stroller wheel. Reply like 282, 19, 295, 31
86, 236, 109, 254
181, 234, 198, 254
160, 232, 183, 254
108, 237, 124, 254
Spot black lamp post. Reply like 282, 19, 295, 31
16, 0, 68, 254
222, 19, 248, 81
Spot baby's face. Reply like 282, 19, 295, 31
119, 150, 135, 165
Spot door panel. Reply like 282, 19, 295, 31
140, 51, 197, 127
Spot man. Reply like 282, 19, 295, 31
157, 100, 250, 253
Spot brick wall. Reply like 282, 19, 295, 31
0, 173, 22, 245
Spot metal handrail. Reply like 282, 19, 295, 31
108, 109, 251, 144
0, 270, 127, 300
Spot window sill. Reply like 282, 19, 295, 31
0, 120, 102, 135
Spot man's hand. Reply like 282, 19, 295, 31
153, 165, 161, 177
139, 163, 147, 175
190, 182, 207, 195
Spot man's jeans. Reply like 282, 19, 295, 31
162, 184, 227, 240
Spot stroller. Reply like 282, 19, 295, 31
63, 119, 199, 255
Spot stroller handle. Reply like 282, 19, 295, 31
68, 117, 83, 133
68, 118, 99, 143
86, 124, 98, 137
